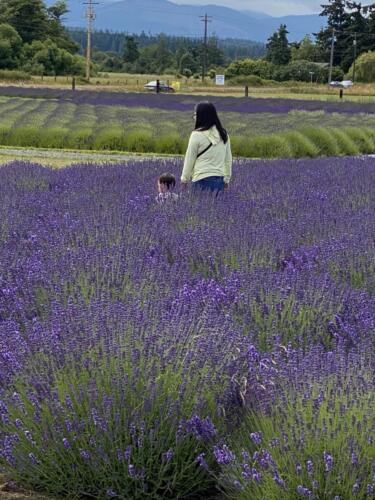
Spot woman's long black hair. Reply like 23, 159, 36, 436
194, 102, 228, 144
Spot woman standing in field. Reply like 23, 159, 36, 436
181, 102, 232, 193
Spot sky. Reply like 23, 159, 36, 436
170, 0, 323, 16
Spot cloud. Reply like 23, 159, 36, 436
170, 0, 323, 17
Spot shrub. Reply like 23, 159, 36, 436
281, 131, 319, 158
228, 75, 275, 87
124, 131, 156, 153
92, 128, 127, 151
328, 129, 360, 156
7, 126, 41, 147
299, 127, 341, 156
0, 125, 11, 144
66, 128, 94, 149
343, 127, 375, 154
248, 135, 293, 159
230, 136, 253, 157
38, 127, 69, 149
0, 69, 31, 81
154, 134, 184, 154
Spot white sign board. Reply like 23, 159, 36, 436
215, 74, 225, 86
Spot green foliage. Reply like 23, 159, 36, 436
328, 128, 360, 156
280, 131, 319, 158
248, 135, 292, 159
273, 60, 343, 84
347, 51, 375, 83
92, 128, 127, 151
226, 58, 274, 80
298, 127, 341, 156
291, 35, 317, 62
37, 127, 69, 149
0, 23, 22, 69
343, 127, 375, 154
316, 1, 375, 72
124, 131, 156, 153
0, 69, 30, 81
23, 39, 86, 76
266, 24, 291, 66
226, 57, 344, 84
6, 126, 42, 147
154, 134, 185, 154
123, 35, 139, 64
0, 0, 79, 74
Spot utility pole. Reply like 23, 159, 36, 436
84, 0, 98, 81
353, 33, 357, 84
200, 13, 212, 82
328, 28, 335, 85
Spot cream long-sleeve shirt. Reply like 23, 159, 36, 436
181, 126, 232, 184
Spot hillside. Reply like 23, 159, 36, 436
45, 0, 325, 43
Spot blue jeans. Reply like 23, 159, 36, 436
192, 176, 225, 194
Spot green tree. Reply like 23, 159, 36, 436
347, 50, 375, 82
0, 23, 22, 68
316, 0, 349, 66
291, 36, 317, 62
0, 0, 49, 44
226, 58, 274, 79
266, 24, 291, 65
123, 36, 139, 64
23, 39, 85, 75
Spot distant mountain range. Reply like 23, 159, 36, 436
46, 0, 325, 43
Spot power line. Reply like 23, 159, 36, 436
83, 0, 99, 81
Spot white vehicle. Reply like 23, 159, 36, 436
144, 81, 175, 92
329, 80, 353, 88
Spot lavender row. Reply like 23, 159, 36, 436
0, 86, 374, 114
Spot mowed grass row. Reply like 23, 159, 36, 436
0, 96, 375, 157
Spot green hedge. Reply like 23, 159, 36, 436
0, 125, 374, 158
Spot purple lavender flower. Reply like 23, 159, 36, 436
213, 445, 235, 465
62, 438, 71, 449
196, 453, 209, 470
80, 449, 90, 460
323, 451, 333, 472
162, 449, 173, 462
250, 432, 263, 445
306, 460, 314, 476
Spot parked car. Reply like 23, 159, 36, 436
329, 80, 353, 88
144, 81, 175, 92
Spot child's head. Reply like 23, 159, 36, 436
158, 173, 176, 193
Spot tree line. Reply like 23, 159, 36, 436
67, 29, 266, 77
0, 0, 374, 83
255, 1, 375, 83
0, 0, 85, 76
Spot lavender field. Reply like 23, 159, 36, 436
0, 157, 374, 499
0, 92, 375, 157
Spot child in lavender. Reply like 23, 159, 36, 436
156, 173, 179, 204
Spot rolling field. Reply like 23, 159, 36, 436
0, 89, 374, 157
0, 157, 374, 499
